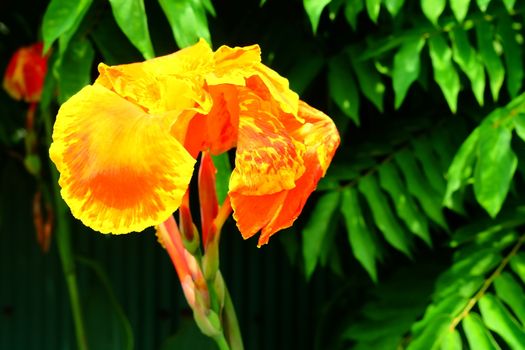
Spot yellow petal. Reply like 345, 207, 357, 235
49, 84, 196, 234
96, 38, 214, 114
229, 90, 305, 196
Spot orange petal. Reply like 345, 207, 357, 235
229, 91, 305, 196
231, 101, 340, 246
49, 84, 196, 234
230, 190, 287, 240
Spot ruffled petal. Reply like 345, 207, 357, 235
229, 91, 305, 196
49, 84, 196, 234
96, 38, 214, 114
231, 101, 339, 246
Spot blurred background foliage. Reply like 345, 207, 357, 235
2, 0, 525, 349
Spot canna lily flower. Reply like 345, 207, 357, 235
3, 42, 48, 103
49, 39, 339, 246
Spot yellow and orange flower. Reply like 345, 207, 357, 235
3, 42, 48, 103
49, 39, 339, 246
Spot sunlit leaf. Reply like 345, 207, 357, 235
378, 162, 431, 246
304, 0, 332, 33
159, 0, 212, 48
510, 252, 525, 284
383, 0, 405, 16
54, 38, 94, 104
341, 187, 378, 281
440, 329, 462, 350
450, 0, 470, 22
328, 55, 360, 125
476, 21, 505, 101
393, 37, 425, 109
108, 0, 154, 59
429, 34, 460, 113
450, 27, 485, 106
351, 55, 385, 112
498, 14, 523, 98
396, 150, 447, 228
463, 313, 501, 350
344, 0, 364, 30
494, 272, 525, 326
366, 0, 381, 23
407, 315, 451, 350
42, 0, 93, 53
479, 294, 525, 350
444, 128, 479, 210
473, 124, 517, 217
476, 0, 491, 11
303, 191, 341, 279
421, 0, 446, 25
358, 175, 412, 256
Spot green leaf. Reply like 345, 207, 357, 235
304, 0, 332, 33
479, 294, 525, 350
302, 191, 341, 279
358, 175, 412, 256
476, 21, 505, 101
514, 114, 525, 141
393, 37, 425, 109
450, 27, 486, 106
42, 0, 93, 53
108, 0, 155, 59
351, 55, 385, 112
54, 38, 95, 104
328, 55, 360, 125
450, 0, 470, 22
287, 53, 325, 94
161, 321, 216, 350
444, 128, 480, 210
421, 0, 446, 25
159, 0, 212, 49
503, 0, 516, 11
366, 0, 381, 23
440, 329, 462, 350
411, 138, 447, 196
395, 150, 447, 228
383, 0, 405, 16
340, 187, 378, 282
429, 35, 460, 113
498, 14, 523, 98
463, 313, 501, 350
344, 0, 364, 30
476, 0, 491, 11
211, 153, 231, 205
407, 315, 452, 350
378, 162, 431, 245
510, 252, 525, 284
473, 124, 517, 217
494, 272, 525, 326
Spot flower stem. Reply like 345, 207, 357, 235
42, 105, 88, 350
222, 284, 244, 350
213, 334, 231, 350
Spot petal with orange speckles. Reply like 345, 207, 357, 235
229, 91, 305, 196
231, 100, 340, 246
49, 84, 196, 234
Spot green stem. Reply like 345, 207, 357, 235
42, 106, 88, 350
222, 285, 244, 350
213, 333, 231, 350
